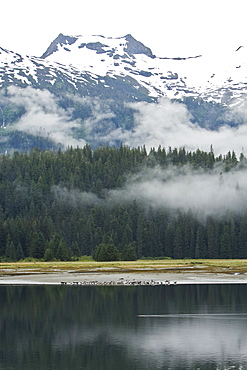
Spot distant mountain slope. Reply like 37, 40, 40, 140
40, 33, 247, 106
2, 33, 247, 105
0, 34, 247, 152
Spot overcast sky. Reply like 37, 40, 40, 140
0, 0, 246, 58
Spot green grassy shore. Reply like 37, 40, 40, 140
1, 259, 247, 276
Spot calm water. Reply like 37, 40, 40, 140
0, 284, 247, 369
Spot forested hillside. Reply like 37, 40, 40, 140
0, 145, 246, 261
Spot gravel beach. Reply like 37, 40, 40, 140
0, 269, 247, 285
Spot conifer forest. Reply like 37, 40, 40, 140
0, 144, 246, 261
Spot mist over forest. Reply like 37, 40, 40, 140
1, 83, 247, 261
0, 144, 247, 261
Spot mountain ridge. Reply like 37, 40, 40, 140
1, 33, 247, 105
0, 33, 247, 153
41, 33, 155, 59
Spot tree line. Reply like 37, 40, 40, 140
0, 144, 247, 261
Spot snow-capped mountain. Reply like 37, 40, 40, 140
1, 33, 247, 106
1, 33, 247, 153
41, 33, 247, 106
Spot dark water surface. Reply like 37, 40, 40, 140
0, 284, 247, 369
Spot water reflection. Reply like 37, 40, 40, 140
0, 285, 247, 369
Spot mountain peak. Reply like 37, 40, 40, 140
123, 34, 154, 58
2, 33, 247, 111
41, 33, 78, 59
41, 33, 155, 60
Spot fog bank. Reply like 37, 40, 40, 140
52, 164, 247, 219
7, 86, 86, 147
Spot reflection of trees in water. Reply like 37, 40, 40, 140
2, 284, 247, 323
0, 285, 247, 369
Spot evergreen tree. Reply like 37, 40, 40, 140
230, 219, 238, 258
30, 231, 46, 259
5, 238, 17, 261
174, 225, 184, 259
136, 213, 146, 258
55, 239, 70, 261
44, 248, 54, 262
238, 220, 247, 258
207, 217, 219, 258
195, 226, 208, 258
220, 225, 232, 259
16, 243, 24, 260
122, 243, 137, 261
93, 243, 119, 261
71, 241, 81, 257
164, 224, 174, 258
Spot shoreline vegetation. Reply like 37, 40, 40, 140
0, 259, 247, 276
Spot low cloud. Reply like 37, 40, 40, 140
51, 185, 101, 207
108, 165, 247, 218
52, 164, 247, 219
7, 86, 86, 148
7, 88, 247, 156
99, 98, 247, 156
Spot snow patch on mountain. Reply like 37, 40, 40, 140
1, 34, 247, 107
40, 34, 247, 105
